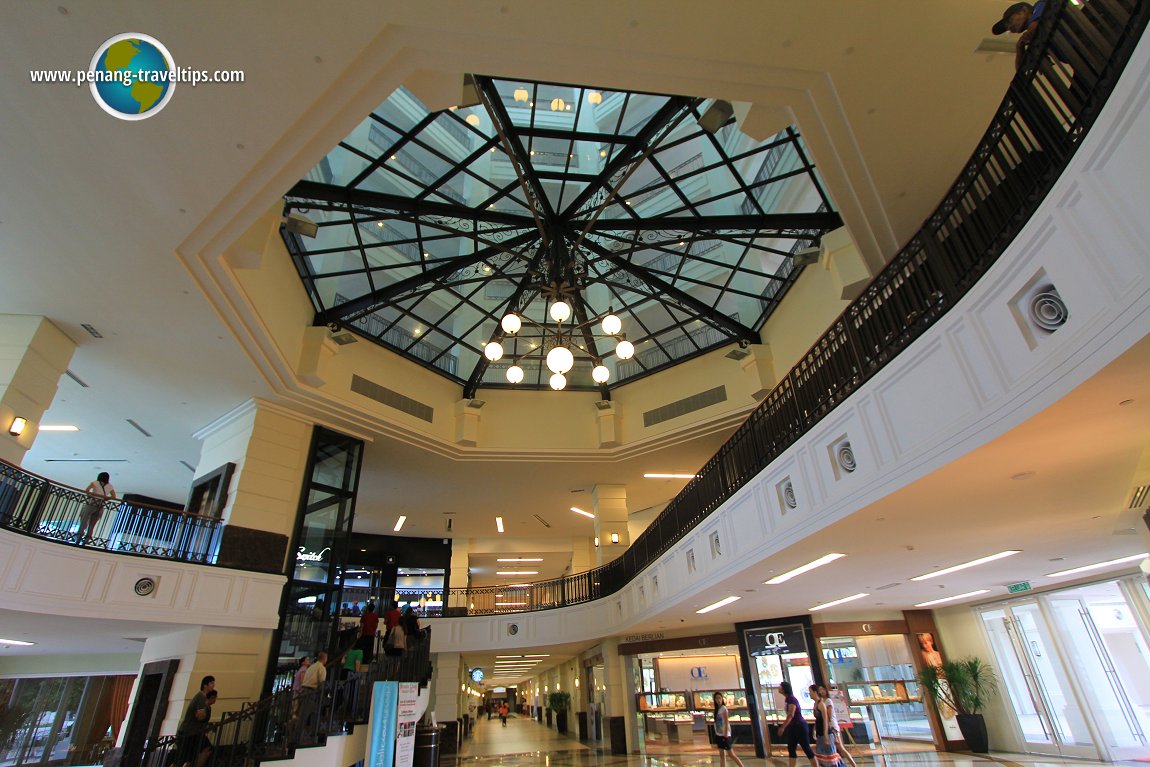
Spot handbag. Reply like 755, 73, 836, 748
385, 622, 406, 652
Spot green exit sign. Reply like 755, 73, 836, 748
1007, 581, 1032, 594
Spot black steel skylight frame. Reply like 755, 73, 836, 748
282, 75, 842, 396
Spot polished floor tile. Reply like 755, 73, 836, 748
449, 716, 1125, 767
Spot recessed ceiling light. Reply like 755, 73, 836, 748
496, 571, 539, 576
393, 515, 407, 532
911, 551, 1021, 581
495, 516, 504, 533
1046, 552, 1147, 578
914, 590, 991, 607
497, 558, 543, 562
38, 425, 79, 431
644, 473, 697, 479
0, 638, 35, 646
696, 596, 740, 614
570, 507, 595, 518
765, 553, 846, 585
809, 593, 869, 611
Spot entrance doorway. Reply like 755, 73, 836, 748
979, 577, 1150, 761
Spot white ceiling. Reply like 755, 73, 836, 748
1, 2, 1146, 663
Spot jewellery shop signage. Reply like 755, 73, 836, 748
746, 624, 807, 656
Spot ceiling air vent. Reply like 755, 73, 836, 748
532, 514, 551, 529
876, 582, 901, 591
1129, 484, 1149, 509
351, 374, 434, 423
179, 461, 196, 472
643, 386, 727, 427
80, 323, 104, 338
126, 419, 152, 437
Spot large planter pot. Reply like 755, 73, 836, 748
546, 709, 552, 727
556, 710, 568, 734
956, 713, 989, 753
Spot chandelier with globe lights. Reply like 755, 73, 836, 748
482, 282, 634, 391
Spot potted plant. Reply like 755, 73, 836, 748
548, 691, 571, 734
918, 656, 997, 753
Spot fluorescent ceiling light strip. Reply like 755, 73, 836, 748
495, 602, 528, 606
696, 595, 740, 614
0, 638, 35, 646
393, 515, 407, 532
1046, 552, 1148, 578
765, 553, 846, 585
914, 590, 991, 607
506, 584, 531, 588
644, 473, 697, 479
809, 593, 869, 611
495, 516, 504, 533
497, 558, 543, 562
524, 654, 550, 657
570, 507, 595, 518
39, 425, 79, 431
911, 550, 1021, 581
496, 571, 539, 575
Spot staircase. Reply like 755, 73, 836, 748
142, 628, 433, 767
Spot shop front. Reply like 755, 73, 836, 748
620, 632, 755, 757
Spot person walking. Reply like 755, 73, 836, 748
298, 650, 328, 741
358, 602, 379, 663
779, 681, 816, 767
498, 701, 509, 727
291, 656, 310, 694
174, 676, 214, 767
712, 692, 747, 767
79, 471, 116, 543
821, 685, 857, 767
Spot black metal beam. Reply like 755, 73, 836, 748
315, 229, 539, 326
582, 211, 843, 233
580, 239, 760, 345
562, 96, 698, 218
287, 180, 533, 228
514, 126, 640, 145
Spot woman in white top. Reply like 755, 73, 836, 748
79, 471, 116, 543
819, 685, 858, 767
712, 693, 747, 767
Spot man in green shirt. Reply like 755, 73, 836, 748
175, 676, 215, 767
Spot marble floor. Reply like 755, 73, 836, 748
451, 716, 1131, 767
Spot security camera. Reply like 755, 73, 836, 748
327, 322, 341, 333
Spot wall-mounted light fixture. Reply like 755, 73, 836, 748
610, 533, 620, 544
8, 417, 27, 437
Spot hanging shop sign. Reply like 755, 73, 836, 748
297, 546, 330, 563
745, 624, 808, 656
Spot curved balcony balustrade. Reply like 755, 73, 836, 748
0, 458, 225, 567
440, 0, 1148, 618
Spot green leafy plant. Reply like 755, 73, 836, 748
918, 656, 997, 715
547, 691, 571, 713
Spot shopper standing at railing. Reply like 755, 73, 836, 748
79, 471, 116, 543
358, 602, 379, 663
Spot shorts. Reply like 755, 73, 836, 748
716, 735, 733, 750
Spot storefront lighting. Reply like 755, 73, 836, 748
696, 595, 740, 614
1045, 552, 1148, 578
914, 589, 990, 607
765, 553, 846, 585
809, 593, 869, 611
911, 550, 1021, 581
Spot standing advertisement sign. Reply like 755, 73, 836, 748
828, 688, 852, 729
394, 682, 420, 767
367, 681, 399, 767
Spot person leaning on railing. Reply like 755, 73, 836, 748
79, 471, 116, 543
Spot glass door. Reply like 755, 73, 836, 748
980, 602, 1099, 758
1046, 580, 1150, 761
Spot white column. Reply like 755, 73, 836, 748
0, 316, 75, 465
447, 539, 471, 613
431, 651, 463, 723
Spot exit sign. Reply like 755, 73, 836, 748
1007, 581, 1032, 594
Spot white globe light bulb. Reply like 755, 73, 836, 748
549, 373, 567, 391
546, 346, 574, 374
500, 313, 521, 334
506, 365, 524, 384
592, 365, 610, 384
484, 341, 504, 361
549, 301, 571, 323
601, 314, 622, 336
615, 340, 635, 360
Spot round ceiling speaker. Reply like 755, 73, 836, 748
1030, 289, 1069, 331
